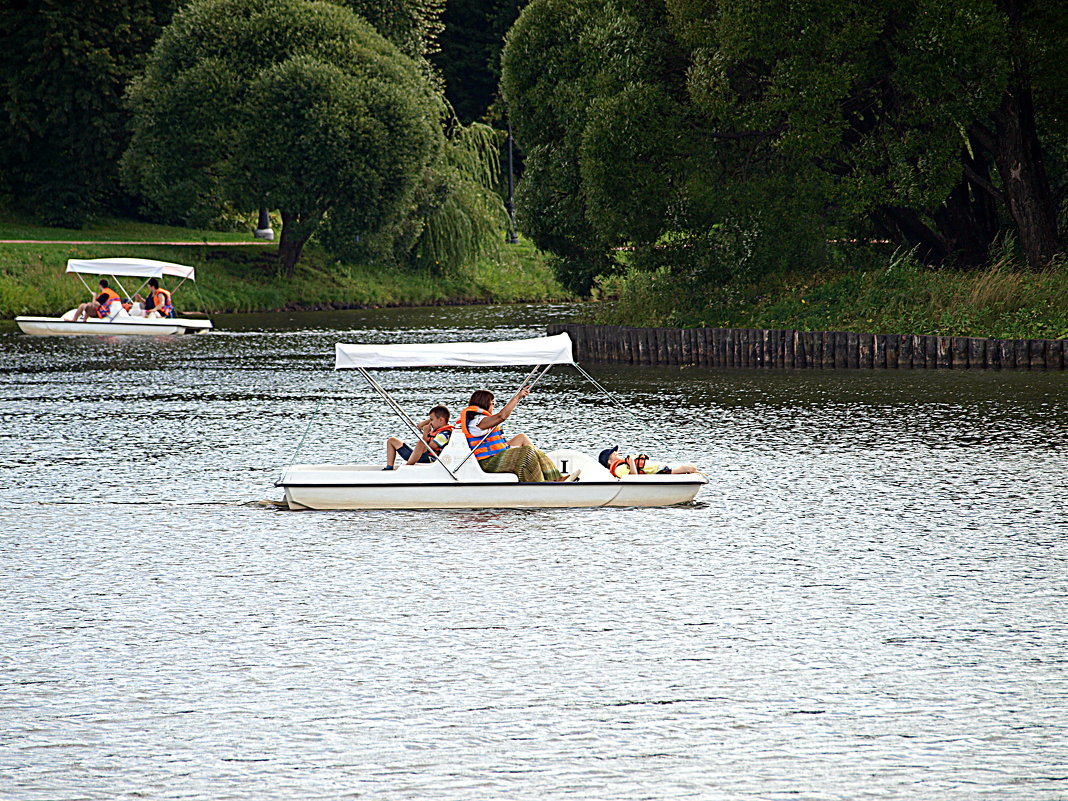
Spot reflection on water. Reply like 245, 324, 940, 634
1, 305, 1066, 800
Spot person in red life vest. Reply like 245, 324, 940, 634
460, 387, 578, 482
384, 405, 454, 470
141, 278, 174, 318
598, 446, 697, 477
73, 279, 121, 321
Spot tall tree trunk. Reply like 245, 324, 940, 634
985, 0, 1060, 268
988, 85, 1059, 268
277, 209, 315, 279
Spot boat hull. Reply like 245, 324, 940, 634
15, 316, 213, 336
278, 465, 706, 510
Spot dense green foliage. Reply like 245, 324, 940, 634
335, 0, 445, 61
122, 0, 444, 276
501, 0, 1068, 305
0, 0, 177, 227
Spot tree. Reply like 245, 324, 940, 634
122, 0, 444, 275
502, 0, 1066, 295
673, 0, 1064, 268
0, 0, 178, 227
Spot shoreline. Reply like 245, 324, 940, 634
548, 322, 1068, 371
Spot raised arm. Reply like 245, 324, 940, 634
477, 387, 529, 429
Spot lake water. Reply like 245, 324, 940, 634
1, 304, 1066, 800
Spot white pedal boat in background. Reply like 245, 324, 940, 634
15, 257, 213, 336
277, 334, 707, 510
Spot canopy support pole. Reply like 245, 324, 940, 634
452, 363, 554, 473
356, 367, 461, 481
280, 391, 327, 486
109, 275, 133, 302
74, 273, 94, 296
571, 362, 647, 427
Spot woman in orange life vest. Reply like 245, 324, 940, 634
460, 387, 575, 482
73, 279, 121, 321
142, 278, 174, 318
384, 405, 454, 470
598, 446, 697, 477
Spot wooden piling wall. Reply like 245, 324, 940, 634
547, 323, 1067, 370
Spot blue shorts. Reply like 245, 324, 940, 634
397, 443, 433, 463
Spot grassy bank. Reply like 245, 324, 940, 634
593, 248, 1068, 341
0, 214, 571, 317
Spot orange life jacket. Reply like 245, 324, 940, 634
425, 424, 453, 454
149, 288, 173, 317
95, 287, 120, 318
459, 406, 508, 461
608, 454, 656, 477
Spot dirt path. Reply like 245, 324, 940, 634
0, 240, 271, 245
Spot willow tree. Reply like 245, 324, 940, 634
122, 0, 443, 275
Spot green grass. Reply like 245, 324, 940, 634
0, 210, 253, 243
0, 214, 571, 317
593, 250, 1068, 340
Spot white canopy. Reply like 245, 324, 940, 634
336, 333, 575, 369
66, 258, 197, 281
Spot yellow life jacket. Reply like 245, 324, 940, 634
609, 454, 662, 477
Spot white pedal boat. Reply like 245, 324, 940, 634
277, 334, 707, 510
15, 257, 213, 336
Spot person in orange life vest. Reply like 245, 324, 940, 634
384, 405, 453, 470
73, 279, 121, 321
597, 446, 697, 477
141, 278, 174, 318
460, 387, 575, 482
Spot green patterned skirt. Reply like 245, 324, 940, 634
479, 445, 562, 482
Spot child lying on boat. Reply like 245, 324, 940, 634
384, 405, 453, 469
598, 447, 698, 477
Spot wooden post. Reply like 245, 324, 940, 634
1050, 339, 1065, 370
1030, 339, 1046, 369
897, 335, 911, 368
858, 333, 872, 369
808, 331, 820, 368
665, 328, 678, 364
884, 334, 898, 369
967, 337, 985, 368
937, 336, 952, 368
819, 331, 832, 369
917, 335, 933, 369
832, 332, 846, 368
1014, 339, 1029, 369
997, 339, 1014, 369
844, 332, 857, 368
951, 337, 968, 368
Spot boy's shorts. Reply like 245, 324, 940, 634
397, 443, 433, 463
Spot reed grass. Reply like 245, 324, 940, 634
593, 249, 1068, 340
